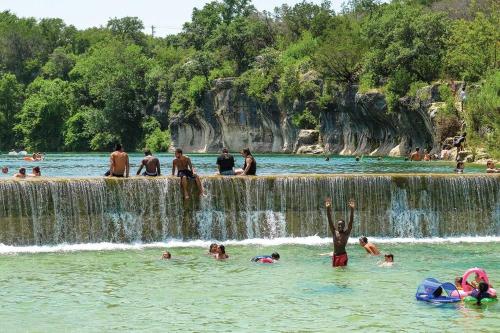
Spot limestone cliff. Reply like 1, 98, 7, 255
169, 79, 446, 156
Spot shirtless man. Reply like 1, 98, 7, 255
215, 244, 229, 260
13, 167, 27, 179
136, 149, 161, 176
410, 147, 422, 161
325, 197, 355, 267
358, 236, 380, 255
107, 144, 129, 177
172, 148, 204, 199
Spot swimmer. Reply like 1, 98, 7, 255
172, 148, 204, 199
355, 156, 360, 162
1, 166, 8, 174
378, 254, 394, 267
410, 147, 422, 161
358, 236, 380, 255
325, 197, 355, 267
13, 167, 27, 179
486, 160, 500, 173
455, 161, 465, 173
136, 149, 161, 176
325, 156, 330, 161
470, 282, 496, 305
252, 252, 280, 263
28, 166, 41, 177
423, 149, 431, 161
162, 251, 171, 260
215, 244, 228, 260
208, 243, 218, 255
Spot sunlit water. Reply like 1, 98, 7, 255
0, 153, 486, 178
0, 242, 498, 332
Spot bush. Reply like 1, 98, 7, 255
292, 109, 318, 129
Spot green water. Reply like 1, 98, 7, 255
1, 243, 498, 332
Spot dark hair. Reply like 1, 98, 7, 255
209, 243, 217, 252
144, 149, 152, 156
19, 167, 26, 174
222, 147, 228, 153
175, 148, 183, 154
455, 277, 463, 284
115, 143, 122, 151
241, 148, 251, 156
385, 254, 394, 260
416, 147, 420, 151
33, 166, 40, 173
359, 236, 368, 243
478, 282, 489, 293
271, 252, 280, 260
218, 245, 225, 254
462, 132, 467, 136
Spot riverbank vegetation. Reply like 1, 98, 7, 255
0, 0, 498, 156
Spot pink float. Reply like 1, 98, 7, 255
461, 267, 496, 297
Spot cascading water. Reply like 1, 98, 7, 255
0, 175, 498, 245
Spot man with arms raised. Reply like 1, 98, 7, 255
136, 149, 161, 176
172, 148, 204, 199
107, 144, 129, 177
325, 197, 355, 267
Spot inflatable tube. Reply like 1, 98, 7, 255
462, 268, 489, 292
464, 296, 497, 304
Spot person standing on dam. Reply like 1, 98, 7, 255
172, 148, 204, 200
325, 197, 355, 267
136, 149, 161, 176
105, 144, 129, 178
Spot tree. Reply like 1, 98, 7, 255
107, 17, 145, 45
0, 73, 23, 149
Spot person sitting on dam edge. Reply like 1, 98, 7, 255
105, 144, 129, 178
235, 148, 256, 176
216, 147, 235, 176
172, 148, 204, 200
136, 149, 161, 176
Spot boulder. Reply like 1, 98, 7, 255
296, 144, 324, 155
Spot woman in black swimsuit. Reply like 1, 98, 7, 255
235, 148, 256, 176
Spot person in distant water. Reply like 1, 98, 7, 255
13, 167, 27, 178
172, 148, 204, 199
453, 133, 466, 155
355, 156, 360, 162
235, 148, 256, 176
1, 166, 8, 174
423, 149, 431, 161
470, 282, 496, 305
358, 236, 380, 256
486, 160, 500, 173
215, 244, 228, 260
29, 166, 41, 177
377, 156, 383, 161
410, 147, 422, 161
162, 251, 171, 260
216, 148, 235, 176
455, 161, 465, 173
136, 149, 161, 176
105, 144, 129, 177
325, 197, 355, 267
251, 252, 280, 263
325, 156, 330, 161
378, 254, 394, 267
208, 243, 218, 255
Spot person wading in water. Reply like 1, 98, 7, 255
325, 197, 355, 267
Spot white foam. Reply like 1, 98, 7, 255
1, 236, 499, 254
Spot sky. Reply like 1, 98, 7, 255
0, 0, 344, 36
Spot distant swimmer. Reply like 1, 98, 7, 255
208, 243, 218, 256
216, 148, 235, 176
358, 236, 380, 255
423, 149, 431, 161
455, 161, 465, 173
1, 166, 8, 174
410, 147, 422, 161
105, 143, 130, 177
215, 244, 229, 260
378, 254, 394, 267
325, 197, 355, 267
172, 148, 204, 200
162, 251, 171, 260
136, 149, 161, 176
28, 166, 41, 177
355, 156, 360, 162
235, 148, 256, 176
13, 167, 27, 179
486, 160, 500, 173
251, 252, 280, 263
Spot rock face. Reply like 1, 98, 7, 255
169, 79, 443, 156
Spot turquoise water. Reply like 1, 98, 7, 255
0, 153, 486, 178
0, 242, 498, 332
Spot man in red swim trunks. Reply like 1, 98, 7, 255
325, 197, 355, 267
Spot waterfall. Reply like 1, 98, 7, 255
0, 175, 498, 245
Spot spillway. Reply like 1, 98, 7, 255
0, 175, 498, 245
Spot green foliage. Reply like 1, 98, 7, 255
0, 73, 24, 149
14, 78, 74, 151
464, 71, 500, 158
292, 109, 318, 129
142, 117, 171, 152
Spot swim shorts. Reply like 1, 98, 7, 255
178, 169, 196, 179
332, 252, 348, 267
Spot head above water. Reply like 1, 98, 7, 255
19, 167, 26, 175
271, 252, 280, 260
355, 156, 360, 161
162, 251, 171, 259
144, 149, 152, 156
478, 282, 489, 293
115, 143, 122, 151
384, 254, 394, 262
218, 244, 226, 254
33, 166, 41, 175
1, 166, 8, 174
359, 236, 368, 245
209, 243, 218, 253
